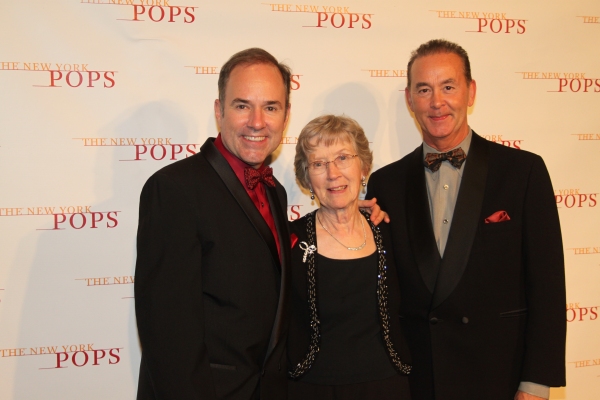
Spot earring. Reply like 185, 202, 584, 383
361, 176, 366, 187
310, 189, 315, 200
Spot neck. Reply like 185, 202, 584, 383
425, 128, 469, 152
318, 205, 362, 232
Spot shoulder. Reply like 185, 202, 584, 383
474, 132, 543, 167
290, 212, 314, 239
154, 153, 205, 178
369, 146, 420, 190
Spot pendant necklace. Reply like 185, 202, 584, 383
317, 211, 367, 251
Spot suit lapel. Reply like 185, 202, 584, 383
262, 185, 291, 366
201, 139, 281, 269
431, 132, 489, 309
406, 145, 442, 294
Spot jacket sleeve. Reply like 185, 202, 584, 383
520, 156, 566, 387
134, 172, 217, 399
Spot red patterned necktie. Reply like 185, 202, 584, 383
244, 166, 276, 189
424, 147, 466, 172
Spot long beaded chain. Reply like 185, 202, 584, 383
289, 210, 412, 379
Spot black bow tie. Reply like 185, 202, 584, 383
424, 147, 466, 172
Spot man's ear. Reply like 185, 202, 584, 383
284, 103, 291, 126
468, 80, 477, 107
214, 99, 222, 124
405, 88, 414, 113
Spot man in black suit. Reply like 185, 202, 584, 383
134, 48, 293, 400
367, 39, 566, 400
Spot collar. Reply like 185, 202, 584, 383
214, 134, 267, 185
422, 128, 473, 179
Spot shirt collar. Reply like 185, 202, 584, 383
422, 128, 472, 179
422, 128, 472, 158
214, 134, 267, 186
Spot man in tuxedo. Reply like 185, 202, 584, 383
134, 48, 293, 400
367, 39, 566, 400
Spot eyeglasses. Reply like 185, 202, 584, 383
306, 154, 358, 174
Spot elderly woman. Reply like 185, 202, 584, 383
287, 115, 412, 399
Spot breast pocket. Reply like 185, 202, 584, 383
210, 363, 237, 371
499, 308, 528, 318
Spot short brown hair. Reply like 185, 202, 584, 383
294, 115, 373, 190
406, 39, 472, 88
218, 48, 292, 114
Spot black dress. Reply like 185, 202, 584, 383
287, 211, 412, 400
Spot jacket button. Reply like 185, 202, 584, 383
462, 317, 469, 324
429, 317, 438, 325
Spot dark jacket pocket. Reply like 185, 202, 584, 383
210, 363, 237, 371
499, 308, 528, 318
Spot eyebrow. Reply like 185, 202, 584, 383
230, 98, 283, 107
414, 78, 456, 89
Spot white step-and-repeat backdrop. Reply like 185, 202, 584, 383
1, 1, 599, 399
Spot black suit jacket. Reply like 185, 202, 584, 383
367, 132, 566, 400
135, 138, 291, 400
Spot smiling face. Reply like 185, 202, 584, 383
307, 138, 366, 212
214, 63, 290, 168
405, 52, 476, 152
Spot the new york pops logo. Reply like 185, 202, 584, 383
566, 245, 600, 257
288, 205, 303, 221
482, 134, 522, 149
0, 205, 119, 231
80, 0, 197, 24
566, 303, 598, 323
430, 10, 526, 34
516, 71, 600, 93
572, 133, 600, 141
0, 343, 122, 370
263, 3, 373, 29
362, 68, 407, 78
77, 276, 135, 299
577, 15, 599, 25
74, 137, 202, 161
185, 65, 303, 90
554, 189, 598, 209
0, 61, 116, 88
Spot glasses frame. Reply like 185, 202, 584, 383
306, 154, 359, 174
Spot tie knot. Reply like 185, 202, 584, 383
424, 147, 466, 172
244, 166, 276, 190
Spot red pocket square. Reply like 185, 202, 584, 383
290, 233, 298, 248
485, 210, 511, 224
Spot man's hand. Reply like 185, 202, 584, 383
514, 391, 547, 400
358, 197, 390, 225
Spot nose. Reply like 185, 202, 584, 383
326, 160, 341, 179
248, 108, 266, 131
430, 89, 443, 109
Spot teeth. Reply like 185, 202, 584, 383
329, 186, 347, 191
244, 136, 266, 142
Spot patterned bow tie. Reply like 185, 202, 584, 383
244, 166, 276, 189
424, 147, 467, 172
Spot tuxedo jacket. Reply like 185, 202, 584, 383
367, 132, 566, 400
134, 138, 291, 400
287, 211, 412, 387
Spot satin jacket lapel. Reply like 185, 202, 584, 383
432, 133, 489, 309
201, 139, 281, 269
406, 145, 442, 294
262, 185, 291, 365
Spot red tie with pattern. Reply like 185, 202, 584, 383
244, 166, 276, 189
